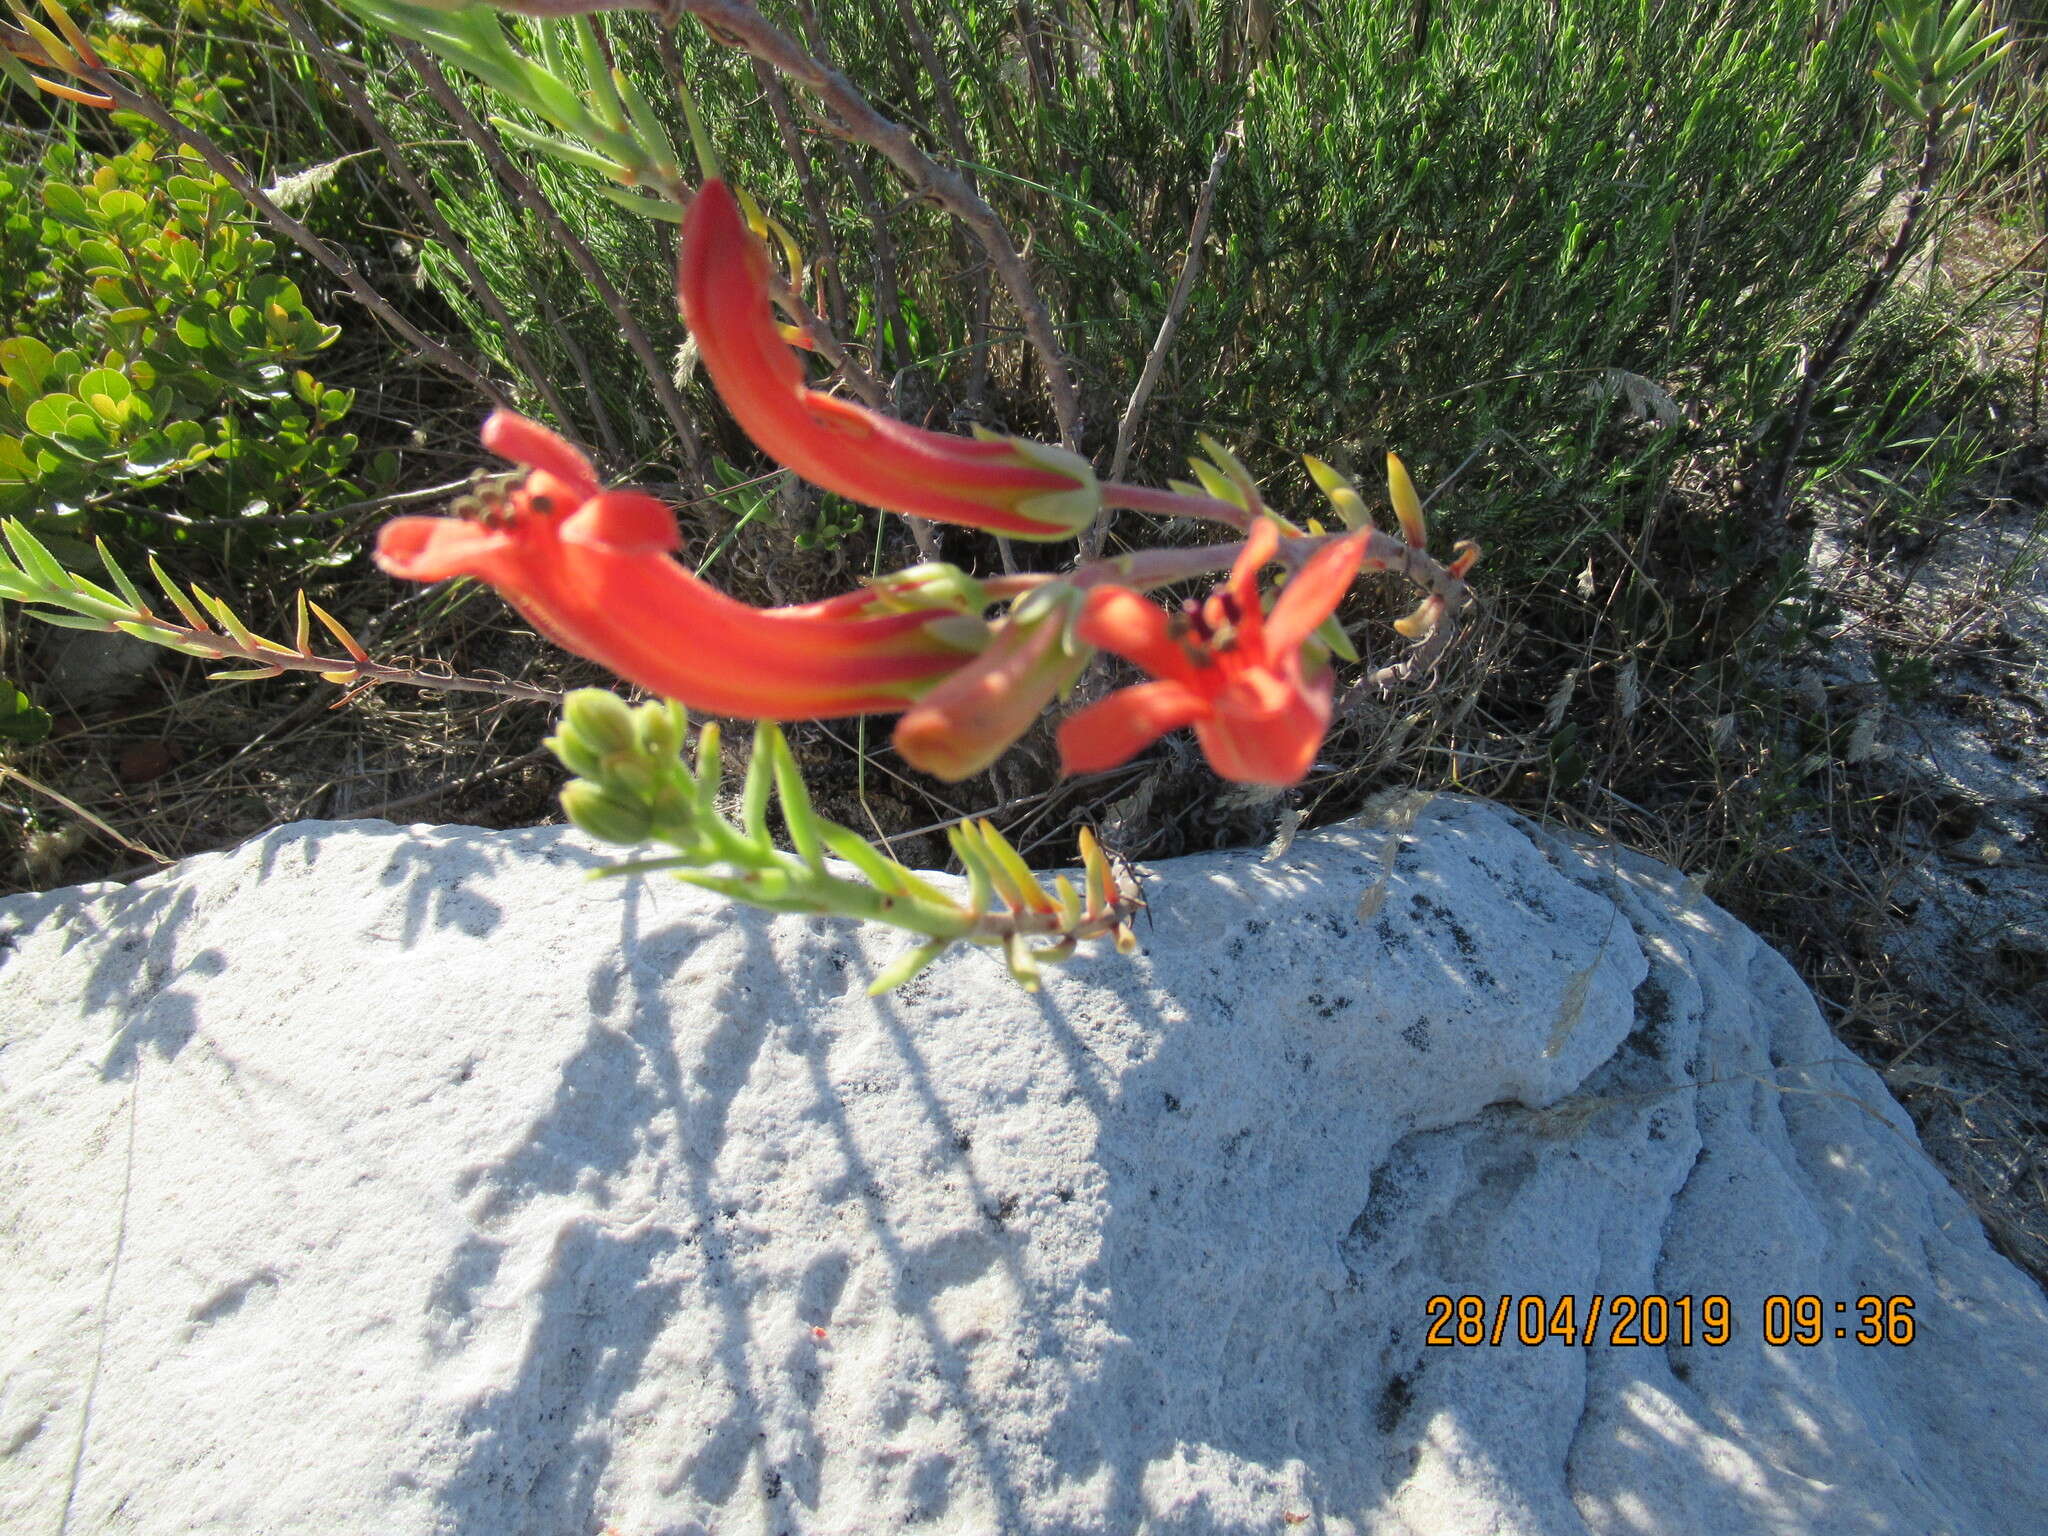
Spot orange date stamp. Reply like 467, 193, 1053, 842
1423, 1293, 1918, 1347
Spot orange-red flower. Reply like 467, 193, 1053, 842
1057, 519, 1368, 786
678, 178, 1097, 540
892, 588, 1089, 781
375, 412, 982, 720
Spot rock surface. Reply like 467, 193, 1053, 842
2, 796, 2044, 1535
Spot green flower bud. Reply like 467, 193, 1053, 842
633, 699, 688, 762
647, 781, 696, 838
601, 752, 660, 800
561, 780, 655, 845
543, 727, 607, 783
867, 562, 987, 615
560, 688, 638, 758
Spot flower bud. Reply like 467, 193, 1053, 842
543, 727, 606, 784
561, 688, 638, 757
867, 562, 988, 615
601, 752, 660, 801
633, 699, 688, 762
648, 781, 697, 840
893, 589, 1088, 781
561, 780, 655, 845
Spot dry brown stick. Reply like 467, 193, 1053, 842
743, 50, 848, 338
404, 45, 708, 478
271, 0, 585, 441
85, 74, 514, 412
536, 290, 630, 462
891, 0, 994, 406
675, 0, 1084, 451
1093, 118, 1238, 557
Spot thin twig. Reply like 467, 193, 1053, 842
1095, 118, 1239, 557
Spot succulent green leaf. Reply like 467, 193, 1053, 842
868, 940, 951, 996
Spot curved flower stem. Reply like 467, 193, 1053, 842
1098, 480, 1251, 531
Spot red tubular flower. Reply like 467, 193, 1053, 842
1057, 520, 1368, 786
375, 412, 982, 721
678, 178, 1097, 540
892, 589, 1089, 782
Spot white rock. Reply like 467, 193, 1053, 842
2, 797, 2042, 1535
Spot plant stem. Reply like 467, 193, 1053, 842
1097, 118, 1240, 555
1762, 104, 1945, 522
404, 44, 708, 477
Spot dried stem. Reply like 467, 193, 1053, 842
1095, 119, 1239, 555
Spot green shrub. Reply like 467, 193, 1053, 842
353, 0, 1962, 586
0, 137, 359, 554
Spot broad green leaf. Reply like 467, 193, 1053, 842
0, 337, 55, 394
74, 368, 132, 404
22, 395, 77, 439
97, 189, 148, 221
40, 183, 89, 224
